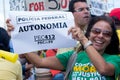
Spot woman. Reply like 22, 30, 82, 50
68, 15, 120, 79
24, 16, 120, 80
6, 16, 120, 79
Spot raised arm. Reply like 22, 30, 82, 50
68, 27, 115, 76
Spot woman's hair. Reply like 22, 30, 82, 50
68, 0, 87, 12
0, 27, 10, 52
111, 16, 120, 26
85, 16, 119, 55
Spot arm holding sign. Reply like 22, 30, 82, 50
6, 18, 34, 79
6, 18, 65, 80
6, 18, 67, 70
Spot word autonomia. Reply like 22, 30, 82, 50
19, 22, 67, 33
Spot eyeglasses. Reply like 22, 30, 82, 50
74, 7, 90, 12
91, 28, 112, 37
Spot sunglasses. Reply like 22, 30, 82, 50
74, 7, 90, 12
91, 28, 112, 37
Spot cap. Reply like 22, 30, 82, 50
109, 8, 120, 20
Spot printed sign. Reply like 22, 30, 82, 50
9, 11, 76, 54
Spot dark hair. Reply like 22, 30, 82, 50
0, 27, 10, 52
111, 16, 120, 26
85, 16, 119, 55
69, 0, 87, 12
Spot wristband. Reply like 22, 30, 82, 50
84, 40, 92, 50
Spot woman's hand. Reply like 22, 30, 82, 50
68, 27, 88, 45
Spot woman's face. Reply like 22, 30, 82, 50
89, 20, 112, 53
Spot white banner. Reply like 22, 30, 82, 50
87, 0, 115, 15
88, 0, 105, 16
9, 11, 76, 54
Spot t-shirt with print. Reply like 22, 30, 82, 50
56, 50, 120, 80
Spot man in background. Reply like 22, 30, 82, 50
57, 0, 91, 53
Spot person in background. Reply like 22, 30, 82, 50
103, 12, 109, 17
109, 8, 120, 29
34, 49, 62, 80
45, 49, 64, 80
109, 8, 120, 51
57, 0, 91, 54
0, 27, 10, 52
0, 27, 22, 80
19, 54, 34, 80
24, 16, 120, 80
6, 19, 34, 80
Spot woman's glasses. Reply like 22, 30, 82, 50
91, 28, 112, 37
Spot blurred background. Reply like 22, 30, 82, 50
1, 0, 120, 29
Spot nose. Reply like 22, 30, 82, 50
98, 32, 104, 38
84, 9, 90, 14
85, 9, 88, 12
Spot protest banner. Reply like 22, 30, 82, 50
26, 0, 70, 11
9, 11, 76, 54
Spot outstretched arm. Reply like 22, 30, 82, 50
25, 52, 64, 70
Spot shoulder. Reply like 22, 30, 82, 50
14, 60, 22, 68
56, 50, 74, 67
103, 54, 120, 60
56, 50, 74, 59
104, 54, 120, 69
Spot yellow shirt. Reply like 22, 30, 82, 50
0, 59, 22, 80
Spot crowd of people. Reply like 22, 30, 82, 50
0, 0, 120, 80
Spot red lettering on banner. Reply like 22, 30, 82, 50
29, 2, 44, 11
61, 0, 68, 9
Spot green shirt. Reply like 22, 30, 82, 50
56, 51, 120, 80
